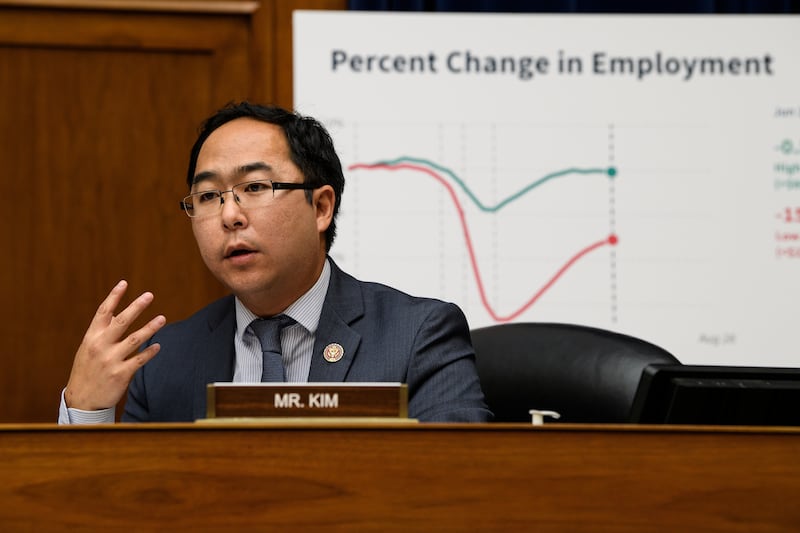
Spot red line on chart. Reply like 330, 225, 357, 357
348, 162, 618, 322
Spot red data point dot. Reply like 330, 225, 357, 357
608, 234, 619, 245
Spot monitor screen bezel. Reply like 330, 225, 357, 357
629, 364, 800, 426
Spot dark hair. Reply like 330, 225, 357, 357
186, 102, 345, 251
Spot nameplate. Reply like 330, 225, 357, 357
205, 383, 408, 419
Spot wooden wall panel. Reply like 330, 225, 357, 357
0, 14, 247, 421
272, 0, 348, 108
0, 0, 346, 422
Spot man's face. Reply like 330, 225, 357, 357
190, 118, 333, 316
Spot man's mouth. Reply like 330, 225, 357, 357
225, 246, 256, 259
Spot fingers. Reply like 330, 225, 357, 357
84, 281, 166, 362
90, 280, 160, 340
124, 342, 161, 372
122, 314, 167, 355
65, 282, 167, 411
118, 316, 166, 392
107, 291, 156, 338
89, 280, 129, 330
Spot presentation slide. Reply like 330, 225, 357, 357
294, 12, 800, 366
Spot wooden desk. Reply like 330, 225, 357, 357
2, 423, 799, 531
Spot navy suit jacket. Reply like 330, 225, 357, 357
124, 260, 492, 422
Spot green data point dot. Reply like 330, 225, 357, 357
607, 167, 617, 177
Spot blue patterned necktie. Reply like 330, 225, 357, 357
250, 315, 296, 382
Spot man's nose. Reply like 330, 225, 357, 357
220, 190, 246, 228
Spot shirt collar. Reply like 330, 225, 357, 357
234, 258, 331, 339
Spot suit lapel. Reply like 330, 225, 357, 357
186, 261, 362, 400
308, 260, 364, 382
191, 296, 236, 420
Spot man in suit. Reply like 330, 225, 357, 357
60, 102, 491, 423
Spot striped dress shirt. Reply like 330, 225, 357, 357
233, 259, 330, 383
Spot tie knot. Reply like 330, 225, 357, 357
250, 315, 296, 354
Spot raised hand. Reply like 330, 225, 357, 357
64, 280, 166, 411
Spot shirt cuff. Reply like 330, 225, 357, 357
58, 388, 115, 424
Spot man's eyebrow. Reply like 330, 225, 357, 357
192, 162, 274, 186
238, 162, 274, 175
192, 170, 216, 186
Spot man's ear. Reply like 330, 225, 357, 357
313, 185, 335, 232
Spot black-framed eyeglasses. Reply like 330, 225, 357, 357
180, 180, 317, 218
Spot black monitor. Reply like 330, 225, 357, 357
629, 364, 800, 426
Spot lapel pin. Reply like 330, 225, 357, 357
323, 343, 344, 363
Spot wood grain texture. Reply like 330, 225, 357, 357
0, 1, 253, 422
0, 0, 344, 422
0, 0, 259, 13
1, 423, 799, 531
273, 0, 347, 109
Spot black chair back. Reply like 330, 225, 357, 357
470, 322, 680, 423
